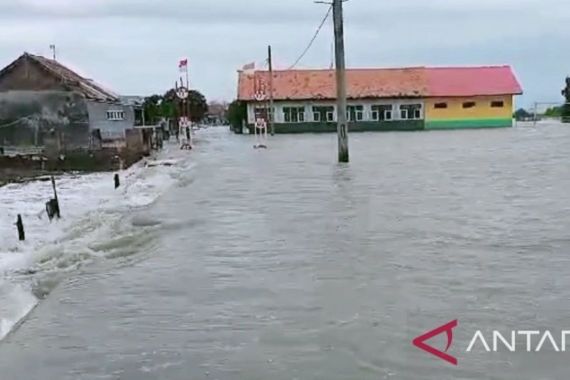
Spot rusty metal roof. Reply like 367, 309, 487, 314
29, 54, 120, 102
237, 66, 522, 101
0, 53, 120, 102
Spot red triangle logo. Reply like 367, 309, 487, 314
412, 320, 458, 366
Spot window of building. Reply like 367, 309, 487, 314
491, 101, 504, 108
347, 105, 364, 122
371, 105, 393, 121
434, 102, 448, 109
254, 107, 274, 122
283, 106, 305, 123
107, 110, 125, 121
312, 106, 335, 122
400, 104, 422, 120
463, 102, 476, 109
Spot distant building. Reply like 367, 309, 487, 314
120, 96, 146, 126
206, 101, 229, 125
0, 53, 135, 152
237, 66, 523, 133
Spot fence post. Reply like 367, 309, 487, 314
51, 176, 61, 219
16, 214, 25, 241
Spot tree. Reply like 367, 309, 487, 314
142, 88, 208, 124
513, 108, 531, 121
562, 77, 570, 122
143, 94, 162, 124
544, 106, 562, 117
227, 100, 247, 130
188, 90, 208, 123
160, 89, 177, 119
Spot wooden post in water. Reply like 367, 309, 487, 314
333, 0, 349, 163
51, 175, 61, 219
16, 214, 25, 241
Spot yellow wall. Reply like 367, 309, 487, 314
425, 95, 513, 121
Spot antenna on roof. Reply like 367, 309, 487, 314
49, 44, 56, 60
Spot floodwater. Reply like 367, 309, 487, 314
1, 123, 569, 380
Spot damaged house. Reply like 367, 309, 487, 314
0, 52, 136, 155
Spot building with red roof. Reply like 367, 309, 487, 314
236, 65, 522, 132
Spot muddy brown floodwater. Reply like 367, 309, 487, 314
1, 124, 570, 380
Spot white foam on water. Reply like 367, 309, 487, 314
0, 142, 193, 341
0, 282, 38, 341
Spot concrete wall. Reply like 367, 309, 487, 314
86, 101, 135, 140
125, 128, 145, 153
0, 90, 90, 150
425, 95, 514, 129
245, 96, 515, 132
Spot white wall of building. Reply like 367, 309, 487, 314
247, 99, 424, 124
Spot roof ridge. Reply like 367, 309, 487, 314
258, 67, 426, 72
24, 53, 119, 102
237, 64, 522, 100
425, 64, 512, 69
244, 65, 513, 74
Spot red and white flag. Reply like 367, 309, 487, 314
242, 62, 255, 72
179, 59, 188, 72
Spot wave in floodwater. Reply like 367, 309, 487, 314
0, 282, 38, 341
0, 143, 194, 341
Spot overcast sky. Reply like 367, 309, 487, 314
0, 0, 568, 107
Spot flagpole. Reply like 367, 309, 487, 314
185, 66, 189, 90
185, 65, 191, 127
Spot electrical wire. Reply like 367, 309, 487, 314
288, 5, 333, 70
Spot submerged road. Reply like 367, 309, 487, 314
1, 125, 570, 379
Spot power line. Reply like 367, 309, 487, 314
288, 5, 333, 70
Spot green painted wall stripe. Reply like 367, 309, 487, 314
425, 118, 513, 130
244, 118, 513, 133
248, 121, 424, 134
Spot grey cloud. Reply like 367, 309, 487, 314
3, 0, 323, 25
0, 0, 569, 106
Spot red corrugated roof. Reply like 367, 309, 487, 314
237, 66, 522, 101
426, 66, 523, 97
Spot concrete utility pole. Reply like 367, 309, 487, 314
332, 0, 349, 163
268, 45, 275, 136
